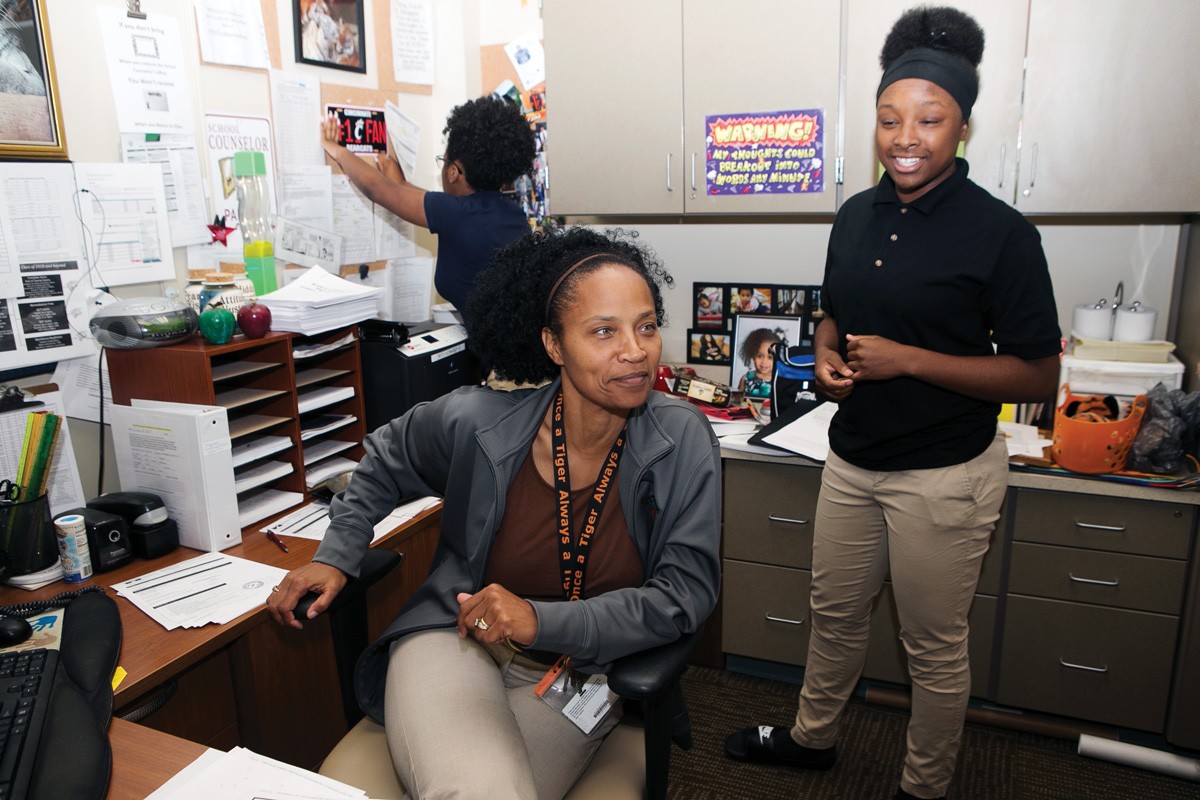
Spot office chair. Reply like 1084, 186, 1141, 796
311, 557, 702, 800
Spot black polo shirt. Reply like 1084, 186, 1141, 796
820, 159, 1061, 471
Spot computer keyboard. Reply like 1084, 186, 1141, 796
0, 648, 57, 800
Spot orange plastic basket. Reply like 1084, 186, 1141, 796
1051, 384, 1147, 474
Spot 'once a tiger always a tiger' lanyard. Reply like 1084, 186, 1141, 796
549, 391, 627, 602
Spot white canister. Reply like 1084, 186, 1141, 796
1112, 302, 1158, 342
1072, 299, 1114, 340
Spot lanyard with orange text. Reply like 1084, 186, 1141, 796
550, 391, 626, 602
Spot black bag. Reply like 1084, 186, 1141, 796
769, 343, 821, 421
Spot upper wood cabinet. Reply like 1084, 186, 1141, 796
544, 0, 842, 215
844, 0, 1200, 212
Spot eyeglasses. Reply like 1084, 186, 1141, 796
435, 155, 446, 168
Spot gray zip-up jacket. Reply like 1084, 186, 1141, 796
314, 378, 722, 722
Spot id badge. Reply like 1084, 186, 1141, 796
534, 656, 617, 735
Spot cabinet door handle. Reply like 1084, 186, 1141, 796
764, 614, 805, 626
768, 514, 810, 526
1068, 572, 1119, 587
1059, 658, 1108, 674
666, 154, 673, 192
691, 152, 697, 191
1074, 520, 1126, 532
1028, 143, 1038, 188
997, 143, 1006, 188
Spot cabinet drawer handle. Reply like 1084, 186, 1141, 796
691, 152, 697, 191
764, 614, 805, 626
997, 143, 1006, 188
1068, 572, 1119, 587
666, 153, 673, 191
1074, 521, 1126, 532
1059, 658, 1108, 673
768, 514, 810, 526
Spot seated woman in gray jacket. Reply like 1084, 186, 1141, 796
266, 226, 721, 800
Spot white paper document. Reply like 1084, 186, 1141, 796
760, 401, 837, 461
383, 101, 421, 178
263, 496, 441, 543
270, 70, 324, 167
74, 162, 175, 286
999, 421, 1053, 459
504, 31, 546, 90
193, 0, 270, 69
391, 0, 435, 85
120, 133, 210, 247
98, 8, 193, 134
111, 554, 287, 631
51, 354, 114, 425
145, 745, 368, 800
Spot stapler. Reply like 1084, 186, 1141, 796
86, 491, 179, 559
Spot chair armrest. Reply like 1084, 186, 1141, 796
606, 626, 703, 700
295, 548, 403, 618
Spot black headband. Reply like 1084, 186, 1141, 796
876, 47, 978, 121
544, 253, 617, 325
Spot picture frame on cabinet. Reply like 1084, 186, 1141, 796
688, 328, 731, 366
294, 0, 367, 74
731, 314, 802, 392
693, 284, 726, 328
0, 0, 67, 160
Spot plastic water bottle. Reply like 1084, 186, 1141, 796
233, 151, 277, 294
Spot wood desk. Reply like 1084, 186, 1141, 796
109, 718, 208, 800
0, 504, 441, 772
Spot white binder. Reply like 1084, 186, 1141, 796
109, 399, 242, 552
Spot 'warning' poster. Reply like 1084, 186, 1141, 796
704, 109, 824, 196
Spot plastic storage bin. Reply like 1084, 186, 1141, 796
1058, 354, 1183, 401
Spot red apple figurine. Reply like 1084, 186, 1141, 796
237, 302, 272, 338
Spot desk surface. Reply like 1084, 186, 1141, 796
0, 503, 442, 709
109, 718, 208, 800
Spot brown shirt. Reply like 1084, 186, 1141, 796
484, 453, 644, 601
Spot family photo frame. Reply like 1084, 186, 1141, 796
0, 0, 67, 160
688, 281, 820, 367
294, 0, 367, 74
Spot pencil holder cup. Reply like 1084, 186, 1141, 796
0, 494, 56, 580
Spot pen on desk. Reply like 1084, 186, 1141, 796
264, 530, 289, 553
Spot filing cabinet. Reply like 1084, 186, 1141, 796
996, 488, 1193, 731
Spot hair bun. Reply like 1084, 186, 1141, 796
880, 6, 985, 70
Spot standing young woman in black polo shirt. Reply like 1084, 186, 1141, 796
725, 8, 1061, 800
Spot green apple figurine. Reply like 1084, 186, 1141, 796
236, 302, 272, 338
198, 307, 236, 344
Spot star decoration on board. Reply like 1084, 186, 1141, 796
207, 215, 236, 246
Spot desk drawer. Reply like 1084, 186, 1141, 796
1012, 489, 1192, 559
997, 596, 1176, 732
1009, 542, 1187, 614
722, 559, 811, 666
724, 460, 821, 568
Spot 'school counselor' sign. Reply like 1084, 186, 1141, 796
705, 109, 824, 196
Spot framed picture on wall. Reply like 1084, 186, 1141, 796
693, 284, 726, 329
0, 0, 67, 160
294, 0, 367, 74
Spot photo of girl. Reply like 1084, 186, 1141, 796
694, 285, 725, 327
730, 286, 772, 315
737, 328, 781, 398
688, 329, 731, 365
730, 314, 802, 396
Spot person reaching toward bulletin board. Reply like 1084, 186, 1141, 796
321, 95, 536, 327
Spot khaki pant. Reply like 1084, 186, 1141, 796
384, 629, 622, 800
792, 433, 1008, 798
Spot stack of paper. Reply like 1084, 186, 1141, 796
259, 266, 383, 335
146, 746, 368, 799
111, 554, 287, 631
263, 496, 441, 543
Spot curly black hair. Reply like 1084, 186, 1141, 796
443, 96, 536, 191
880, 6, 985, 70
465, 227, 673, 384
739, 327, 781, 366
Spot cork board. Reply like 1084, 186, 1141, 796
260, 0, 433, 111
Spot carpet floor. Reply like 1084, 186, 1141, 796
668, 666, 1198, 799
